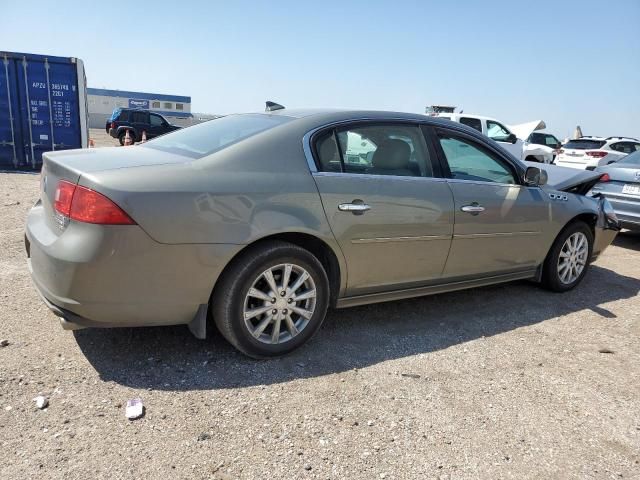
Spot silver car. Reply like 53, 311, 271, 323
591, 150, 640, 231
25, 108, 620, 358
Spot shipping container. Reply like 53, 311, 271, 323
0, 51, 88, 170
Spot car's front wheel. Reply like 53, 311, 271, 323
212, 241, 330, 358
541, 221, 593, 292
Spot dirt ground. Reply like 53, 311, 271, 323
1, 170, 639, 480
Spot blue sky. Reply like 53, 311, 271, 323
2, 0, 639, 138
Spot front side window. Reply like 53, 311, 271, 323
459, 117, 482, 132
438, 134, 517, 184
150, 114, 164, 126
315, 124, 433, 177
486, 120, 512, 142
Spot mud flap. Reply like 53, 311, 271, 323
188, 304, 208, 339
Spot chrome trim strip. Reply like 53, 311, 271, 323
312, 171, 449, 182
352, 234, 451, 244
336, 269, 538, 308
453, 231, 540, 239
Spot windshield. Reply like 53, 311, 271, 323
618, 151, 640, 166
564, 139, 606, 150
142, 114, 292, 158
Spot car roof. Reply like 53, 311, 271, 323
435, 113, 500, 122
258, 108, 434, 122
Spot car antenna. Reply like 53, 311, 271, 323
265, 101, 285, 112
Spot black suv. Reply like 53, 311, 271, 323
106, 108, 181, 145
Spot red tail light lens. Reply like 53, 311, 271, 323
54, 180, 76, 216
599, 173, 610, 182
110, 122, 115, 129
54, 180, 136, 225
586, 151, 607, 158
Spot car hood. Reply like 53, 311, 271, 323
510, 120, 546, 140
525, 161, 603, 193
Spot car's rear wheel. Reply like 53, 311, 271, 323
118, 130, 133, 146
541, 221, 593, 292
212, 241, 330, 358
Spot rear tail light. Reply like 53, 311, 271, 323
110, 122, 115, 129
54, 180, 136, 225
599, 173, 610, 182
586, 151, 607, 158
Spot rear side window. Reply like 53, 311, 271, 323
610, 142, 636, 154
143, 114, 291, 158
315, 124, 433, 177
132, 111, 148, 123
530, 133, 560, 148
564, 139, 606, 149
619, 151, 640, 165
459, 117, 482, 132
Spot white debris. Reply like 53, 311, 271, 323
34, 396, 48, 410
125, 398, 144, 420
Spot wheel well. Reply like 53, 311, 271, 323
213, 232, 342, 307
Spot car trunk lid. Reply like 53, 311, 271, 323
528, 162, 604, 194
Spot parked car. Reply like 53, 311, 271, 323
591, 150, 640, 231
26, 108, 619, 358
524, 132, 562, 164
435, 113, 524, 160
106, 108, 181, 145
555, 136, 640, 170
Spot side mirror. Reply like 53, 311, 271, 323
507, 133, 518, 144
524, 166, 548, 186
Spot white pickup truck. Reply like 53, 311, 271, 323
435, 113, 553, 163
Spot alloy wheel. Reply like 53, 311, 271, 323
557, 232, 588, 285
243, 263, 317, 344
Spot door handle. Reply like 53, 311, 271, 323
461, 204, 485, 214
338, 201, 371, 215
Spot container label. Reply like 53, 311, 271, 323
40, 134, 49, 140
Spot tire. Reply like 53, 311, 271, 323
541, 221, 594, 292
212, 241, 330, 358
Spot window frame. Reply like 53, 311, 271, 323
430, 126, 525, 187
310, 120, 445, 179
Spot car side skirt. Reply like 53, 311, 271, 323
336, 269, 537, 308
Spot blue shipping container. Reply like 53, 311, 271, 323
0, 51, 88, 169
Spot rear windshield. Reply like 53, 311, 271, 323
619, 151, 640, 165
564, 139, 606, 150
142, 114, 292, 158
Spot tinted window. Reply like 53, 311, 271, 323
150, 114, 164, 127
610, 142, 636, 154
143, 114, 291, 159
316, 124, 432, 177
564, 139, 606, 149
486, 120, 511, 142
459, 117, 482, 132
619, 151, 640, 165
132, 111, 148, 123
438, 134, 517, 184
529, 133, 560, 148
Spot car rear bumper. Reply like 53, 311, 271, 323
25, 201, 241, 331
591, 196, 621, 259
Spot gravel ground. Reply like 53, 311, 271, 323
1, 170, 639, 480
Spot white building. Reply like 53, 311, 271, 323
87, 88, 193, 128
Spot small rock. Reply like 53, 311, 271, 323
34, 396, 48, 410
367, 420, 374, 426
0, 339, 9, 347
125, 398, 144, 420
197, 432, 211, 441
4, 406, 12, 411
304, 464, 312, 471
400, 373, 421, 379
598, 348, 614, 354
